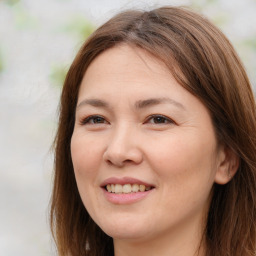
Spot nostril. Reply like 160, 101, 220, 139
105, 159, 124, 168
106, 160, 112, 165
103, 142, 143, 167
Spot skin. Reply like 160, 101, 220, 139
71, 44, 236, 256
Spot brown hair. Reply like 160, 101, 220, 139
50, 6, 256, 256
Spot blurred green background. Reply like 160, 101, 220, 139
0, 0, 255, 255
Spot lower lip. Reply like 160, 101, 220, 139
102, 188, 154, 204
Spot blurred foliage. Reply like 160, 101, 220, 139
1, 0, 253, 88
0, 52, 4, 73
2, 0, 39, 29
50, 17, 95, 87
210, 12, 229, 27
49, 64, 69, 88
2, 0, 20, 6
244, 36, 256, 49
243, 35, 256, 86
14, 8, 38, 29
62, 15, 95, 41
190, 0, 218, 10
190, 0, 229, 27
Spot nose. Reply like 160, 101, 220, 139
103, 124, 143, 167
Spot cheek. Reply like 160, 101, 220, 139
147, 134, 217, 219
70, 132, 103, 179
70, 133, 103, 215
147, 131, 217, 187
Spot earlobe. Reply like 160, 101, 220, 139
214, 146, 239, 185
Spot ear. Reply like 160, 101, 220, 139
214, 145, 239, 185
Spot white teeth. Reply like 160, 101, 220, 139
139, 185, 146, 192
123, 184, 132, 193
132, 184, 139, 192
106, 184, 111, 192
105, 184, 152, 194
115, 184, 123, 194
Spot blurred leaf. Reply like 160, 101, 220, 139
211, 13, 229, 27
190, 0, 207, 10
49, 64, 69, 88
62, 15, 95, 40
13, 6, 39, 29
50, 16, 94, 89
3, 0, 39, 29
2, 0, 20, 6
0, 59, 4, 73
0, 49, 4, 73
244, 37, 256, 49
190, 0, 229, 28
190, 0, 220, 11
207, 0, 219, 3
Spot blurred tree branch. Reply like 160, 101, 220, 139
0, 48, 4, 73
50, 17, 95, 87
2, 0, 20, 6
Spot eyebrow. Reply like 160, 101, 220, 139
76, 97, 185, 110
77, 99, 109, 109
134, 97, 185, 110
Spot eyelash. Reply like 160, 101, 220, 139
145, 114, 175, 125
79, 114, 175, 126
80, 115, 109, 125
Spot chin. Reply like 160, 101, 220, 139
96, 215, 152, 240
105, 227, 150, 241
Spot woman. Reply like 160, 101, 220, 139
50, 6, 256, 256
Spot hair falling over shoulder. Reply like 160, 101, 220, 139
50, 6, 256, 256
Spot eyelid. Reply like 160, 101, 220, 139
79, 115, 109, 125
78, 114, 176, 126
144, 114, 176, 125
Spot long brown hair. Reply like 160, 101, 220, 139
50, 6, 256, 256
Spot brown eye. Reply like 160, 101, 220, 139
91, 116, 105, 123
151, 116, 168, 124
81, 115, 108, 125
146, 115, 174, 125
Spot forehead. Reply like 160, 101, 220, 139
78, 45, 211, 119
88, 44, 169, 74
79, 44, 181, 96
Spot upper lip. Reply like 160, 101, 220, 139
100, 176, 155, 188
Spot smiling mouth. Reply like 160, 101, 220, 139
105, 184, 154, 194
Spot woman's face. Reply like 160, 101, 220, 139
71, 44, 225, 243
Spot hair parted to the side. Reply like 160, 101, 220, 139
50, 6, 256, 256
